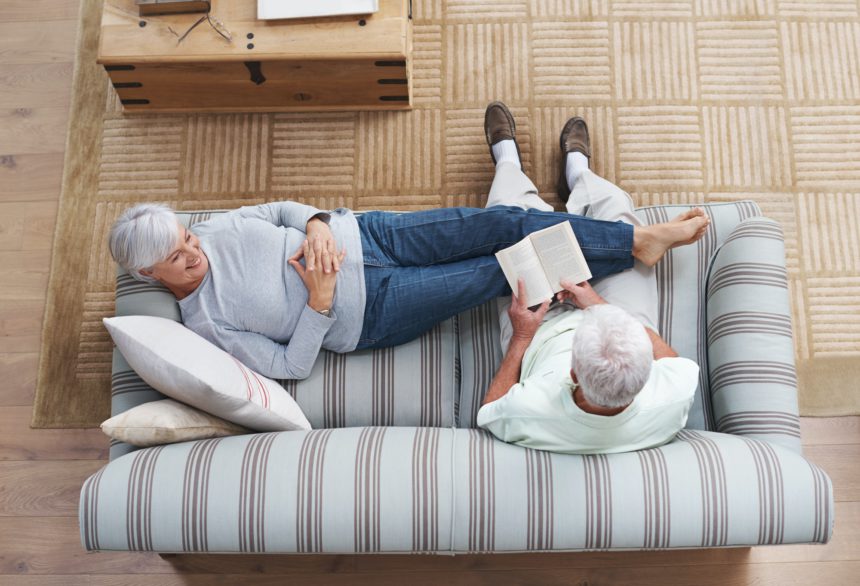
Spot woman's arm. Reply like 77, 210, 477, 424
237, 202, 331, 230
222, 307, 335, 380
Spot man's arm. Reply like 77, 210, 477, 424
482, 336, 531, 406
481, 279, 550, 406
645, 327, 678, 359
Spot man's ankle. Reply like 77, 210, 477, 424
492, 139, 521, 169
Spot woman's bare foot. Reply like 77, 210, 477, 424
632, 208, 710, 267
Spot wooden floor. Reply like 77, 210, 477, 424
1, 1, 858, 584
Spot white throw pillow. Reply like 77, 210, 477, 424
101, 399, 249, 447
103, 316, 312, 432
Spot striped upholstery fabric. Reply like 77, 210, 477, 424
455, 301, 502, 428
88, 201, 832, 551
80, 427, 832, 552
635, 202, 762, 430
706, 217, 801, 453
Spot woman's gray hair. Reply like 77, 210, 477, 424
108, 203, 179, 284
570, 304, 653, 408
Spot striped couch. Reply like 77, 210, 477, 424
80, 202, 833, 553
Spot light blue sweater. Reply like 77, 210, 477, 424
177, 202, 365, 379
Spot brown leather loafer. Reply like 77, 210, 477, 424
557, 116, 591, 203
484, 101, 521, 165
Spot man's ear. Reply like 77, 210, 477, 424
139, 267, 153, 277
570, 370, 578, 384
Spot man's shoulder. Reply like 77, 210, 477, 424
637, 356, 700, 408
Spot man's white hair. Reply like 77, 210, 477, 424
570, 304, 653, 408
108, 203, 178, 284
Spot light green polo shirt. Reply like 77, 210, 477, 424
477, 309, 700, 454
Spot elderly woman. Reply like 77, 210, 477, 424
109, 201, 706, 380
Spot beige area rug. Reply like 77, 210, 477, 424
34, 0, 860, 427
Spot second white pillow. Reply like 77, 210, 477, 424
101, 399, 249, 447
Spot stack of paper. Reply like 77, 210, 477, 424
258, 0, 379, 20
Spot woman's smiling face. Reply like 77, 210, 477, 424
140, 222, 209, 298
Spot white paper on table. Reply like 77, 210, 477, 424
258, 0, 379, 20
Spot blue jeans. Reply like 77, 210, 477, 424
355, 206, 634, 349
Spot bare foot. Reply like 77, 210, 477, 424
633, 208, 710, 266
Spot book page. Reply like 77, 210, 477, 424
529, 222, 592, 293
495, 238, 554, 306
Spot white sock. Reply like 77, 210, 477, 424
492, 139, 521, 169
565, 152, 589, 189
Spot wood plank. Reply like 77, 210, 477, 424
0, 407, 109, 460
0, 354, 38, 405
1, 503, 856, 575
0, 153, 65, 203
0, 299, 47, 354
0, 63, 73, 109
0, 563, 851, 586
0, 460, 103, 516
804, 444, 860, 502
801, 417, 860, 446
0, 250, 51, 301
0, 0, 80, 22
0, 21, 79, 65
0, 108, 71, 156
0, 201, 58, 251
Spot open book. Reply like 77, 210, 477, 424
495, 221, 592, 307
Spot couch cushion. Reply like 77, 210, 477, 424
81, 427, 832, 553
455, 301, 502, 428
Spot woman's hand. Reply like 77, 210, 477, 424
556, 279, 606, 309
289, 235, 347, 312
303, 217, 341, 273
509, 279, 550, 342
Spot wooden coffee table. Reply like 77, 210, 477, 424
98, 0, 412, 113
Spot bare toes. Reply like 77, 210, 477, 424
673, 207, 707, 223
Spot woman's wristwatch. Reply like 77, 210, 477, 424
317, 308, 332, 318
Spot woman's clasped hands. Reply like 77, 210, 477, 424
288, 219, 346, 312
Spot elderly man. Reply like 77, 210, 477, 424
476, 102, 701, 454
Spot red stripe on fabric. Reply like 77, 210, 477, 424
231, 356, 255, 403
248, 369, 270, 409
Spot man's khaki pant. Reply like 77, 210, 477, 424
487, 162, 659, 353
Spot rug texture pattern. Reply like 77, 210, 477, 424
34, 0, 860, 427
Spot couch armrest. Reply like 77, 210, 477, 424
706, 218, 801, 453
